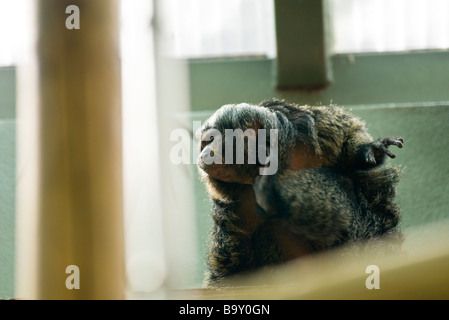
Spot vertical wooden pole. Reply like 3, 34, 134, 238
36, 0, 124, 299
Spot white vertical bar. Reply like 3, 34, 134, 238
405, 0, 428, 50
120, 0, 167, 297
15, 0, 39, 299
351, 0, 364, 53
229, 0, 244, 55
264, 0, 277, 58
427, 0, 449, 49
383, 0, 406, 52
154, 0, 199, 290
200, 0, 221, 57
240, 0, 257, 54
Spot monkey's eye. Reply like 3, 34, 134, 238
201, 134, 214, 150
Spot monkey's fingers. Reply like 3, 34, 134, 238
364, 137, 404, 165
382, 146, 397, 159
381, 137, 404, 159
382, 137, 404, 149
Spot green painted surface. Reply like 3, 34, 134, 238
0, 120, 15, 299
189, 58, 275, 110
326, 52, 449, 106
0, 67, 15, 298
0, 67, 15, 119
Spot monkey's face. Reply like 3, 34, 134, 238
197, 127, 259, 184
197, 104, 280, 184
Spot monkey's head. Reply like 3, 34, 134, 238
196, 103, 297, 186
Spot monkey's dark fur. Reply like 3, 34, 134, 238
197, 99, 404, 287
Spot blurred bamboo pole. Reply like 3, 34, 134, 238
35, 0, 124, 299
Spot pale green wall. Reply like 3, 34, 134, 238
0, 67, 15, 119
0, 67, 15, 299
189, 51, 449, 109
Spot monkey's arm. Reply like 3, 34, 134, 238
253, 169, 355, 250
204, 195, 256, 286
309, 105, 404, 171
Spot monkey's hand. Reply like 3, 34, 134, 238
253, 174, 279, 217
363, 137, 404, 167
